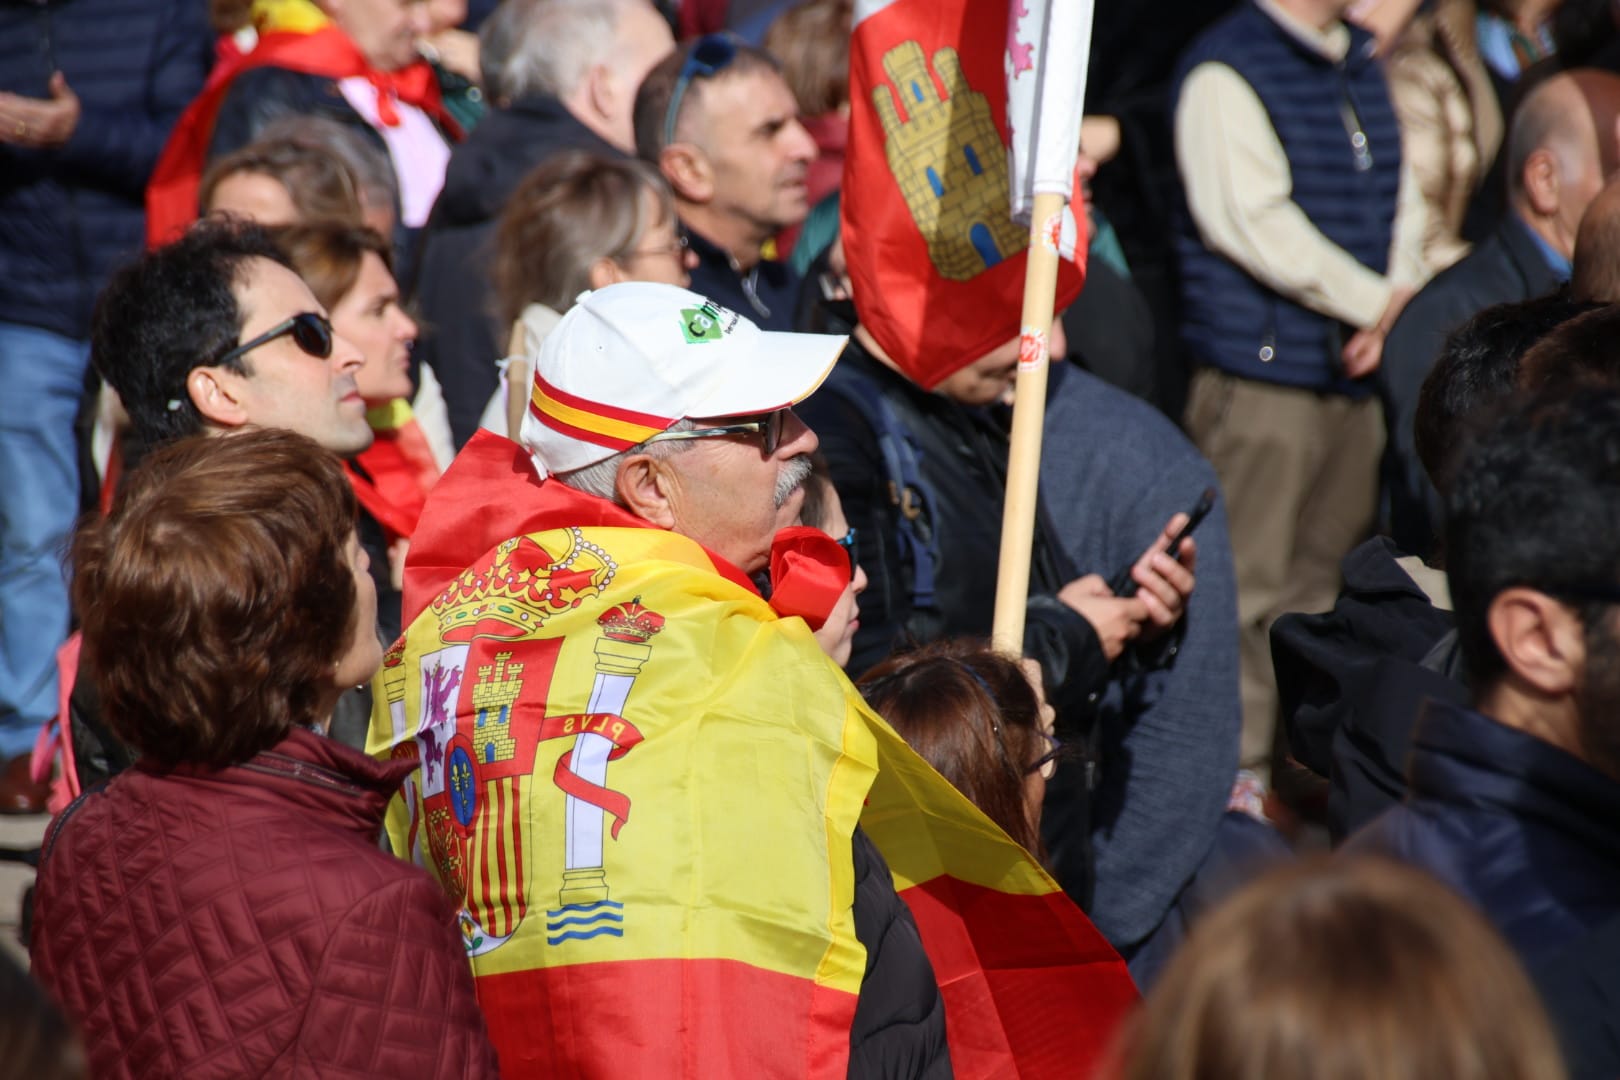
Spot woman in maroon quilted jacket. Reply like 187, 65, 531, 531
29, 429, 499, 1079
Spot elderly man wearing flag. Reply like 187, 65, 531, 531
373, 282, 1137, 1077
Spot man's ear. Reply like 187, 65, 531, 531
659, 143, 713, 204
615, 452, 677, 528
587, 257, 628, 291
1488, 587, 1586, 696
1522, 148, 1562, 218
579, 62, 615, 127
187, 366, 250, 430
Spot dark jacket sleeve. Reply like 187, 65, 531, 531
797, 383, 918, 676
292, 877, 500, 1078
1533, 915, 1620, 1080
848, 828, 952, 1080
1023, 595, 1110, 720
1272, 540, 1464, 842
56, 0, 212, 193
410, 218, 505, 448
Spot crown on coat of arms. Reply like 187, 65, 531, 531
432, 530, 617, 642
597, 597, 666, 643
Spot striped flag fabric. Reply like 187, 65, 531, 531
372, 432, 1137, 1077
842, 0, 1090, 387
1005, 0, 1093, 226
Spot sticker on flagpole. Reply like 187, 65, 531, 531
1018, 327, 1048, 372
1040, 205, 1081, 262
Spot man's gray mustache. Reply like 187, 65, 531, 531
775, 455, 813, 509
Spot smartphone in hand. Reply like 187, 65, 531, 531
1108, 487, 1216, 597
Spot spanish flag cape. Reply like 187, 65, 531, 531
345, 399, 442, 544
145, 0, 456, 248
370, 432, 1136, 1078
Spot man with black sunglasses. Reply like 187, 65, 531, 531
69, 219, 380, 788
632, 34, 816, 331
93, 220, 373, 459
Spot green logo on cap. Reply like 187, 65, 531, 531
680, 304, 725, 344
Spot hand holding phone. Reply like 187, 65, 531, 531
1108, 487, 1215, 600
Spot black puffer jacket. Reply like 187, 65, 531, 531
849, 828, 952, 1078
0, 0, 212, 338
1272, 537, 1466, 842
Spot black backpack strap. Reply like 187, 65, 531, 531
818, 366, 941, 609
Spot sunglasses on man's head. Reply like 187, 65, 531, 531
663, 33, 738, 147
644, 409, 787, 456
216, 311, 334, 368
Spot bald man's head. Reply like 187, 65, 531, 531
1572, 178, 1620, 301
1506, 70, 1620, 258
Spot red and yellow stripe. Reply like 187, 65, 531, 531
530, 374, 671, 451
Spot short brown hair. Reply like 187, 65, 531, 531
71, 430, 360, 770
200, 137, 365, 227
633, 38, 784, 161
268, 222, 393, 312
493, 150, 675, 325
1110, 857, 1567, 1080
858, 640, 1045, 854
764, 0, 852, 117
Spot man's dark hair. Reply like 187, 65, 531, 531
1516, 304, 1620, 393
1414, 294, 1599, 498
632, 37, 782, 162
1571, 182, 1620, 302
1446, 389, 1620, 689
91, 219, 292, 448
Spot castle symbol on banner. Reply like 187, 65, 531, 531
873, 41, 1026, 281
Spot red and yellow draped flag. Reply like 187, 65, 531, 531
343, 398, 442, 544
843, 0, 1089, 387
372, 432, 1137, 1078
144, 0, 455, 248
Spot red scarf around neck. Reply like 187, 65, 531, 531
146, 25, 459, 248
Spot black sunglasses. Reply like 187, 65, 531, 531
1025, 731, 1063, 777
663, 34, 737, 146
835, 526, 859, 575
644, 409, 786, 456
216, 311, 334, 368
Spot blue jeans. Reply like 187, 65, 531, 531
0, 322, 90, 759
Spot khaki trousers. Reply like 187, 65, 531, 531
1184, 369, 1385, 770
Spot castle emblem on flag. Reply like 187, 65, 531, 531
873, 41, 1026, 281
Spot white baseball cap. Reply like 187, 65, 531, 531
519, 282, 847, 477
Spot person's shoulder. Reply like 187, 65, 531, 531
1403, 228, 1519, 317
1386, 232, 1519, 357
224, 64, 332, 98
1175, 3, 1266, 79
1047, 365, 1206, 467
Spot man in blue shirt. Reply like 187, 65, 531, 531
1381, 70, 1620, 556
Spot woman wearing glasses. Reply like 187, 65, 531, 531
859, 641, 1060, 857
485, 150, 696, 437
30, 430, 497, 1079
272, 222, 435, 642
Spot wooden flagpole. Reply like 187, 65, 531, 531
991, 190, 1066, 654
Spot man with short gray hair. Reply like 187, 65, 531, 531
374, 281, 953, 1075
413, 0, 675, 446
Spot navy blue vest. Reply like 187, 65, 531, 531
1172, 3, 1403, 393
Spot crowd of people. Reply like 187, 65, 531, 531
3, 0, 1620, 1075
